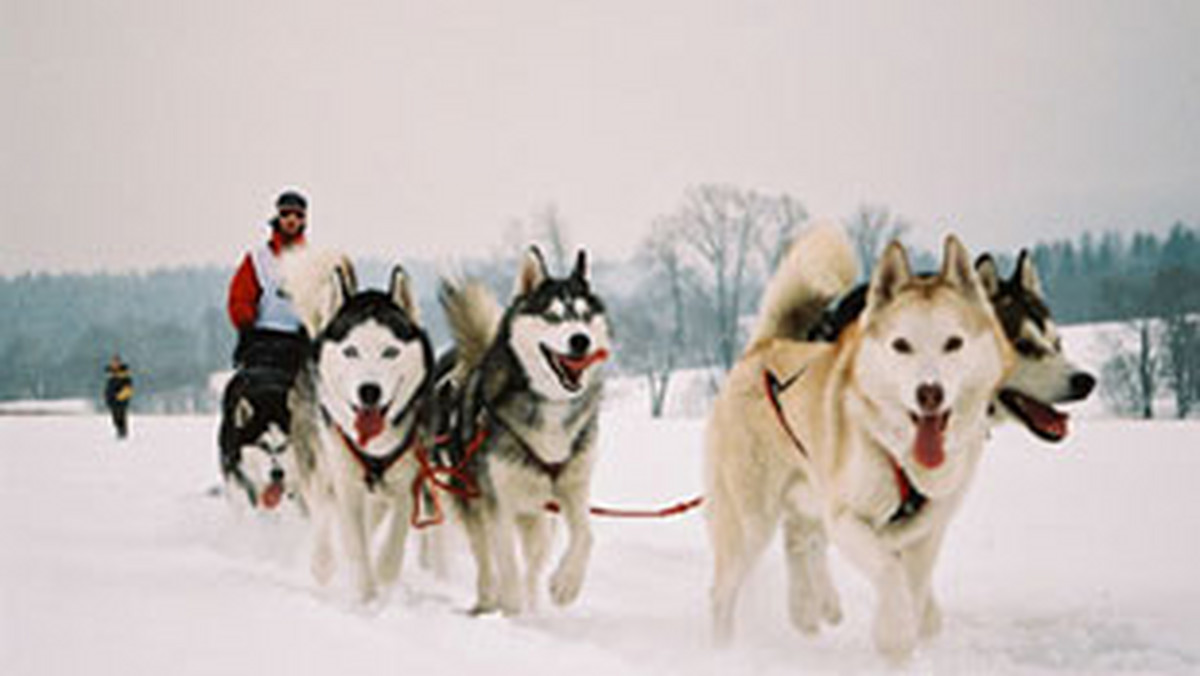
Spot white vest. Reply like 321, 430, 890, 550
249, 244, 303, 333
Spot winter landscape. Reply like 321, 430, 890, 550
3, 342, 1199, 675
6, 3, 1200, 675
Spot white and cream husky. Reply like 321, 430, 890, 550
706, 224, 1013, 662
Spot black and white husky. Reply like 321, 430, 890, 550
975, 251, 1095, 440
286, 252, 435, 603
437, 247, 611, 615
218, 365, 305, 513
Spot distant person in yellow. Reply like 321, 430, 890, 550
104, 354, 134, 439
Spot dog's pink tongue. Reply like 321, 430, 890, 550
261, 482, 284, 510
355, 408, 385, 447
913, 415, 946, 469
561, 349, 611, 374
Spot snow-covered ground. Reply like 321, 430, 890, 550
2, 401, 1199, 675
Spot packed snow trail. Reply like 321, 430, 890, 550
2, 409, 1198, 675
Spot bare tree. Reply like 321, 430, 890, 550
1100, 320, 1161, 419
671, 185, 803, 372
758, 192, 809, 273
620, 220, 692, 416
1099, 278, 1163, 419
1155, 266, 1200, 418
1162, 314, 1198, 417
466, 203, 573, 295
846, 204, 911, 278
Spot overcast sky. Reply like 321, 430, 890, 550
3, 0, 1198, 275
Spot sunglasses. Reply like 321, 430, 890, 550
278, 209, 306, 219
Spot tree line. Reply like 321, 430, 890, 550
1, 187, 1197, 417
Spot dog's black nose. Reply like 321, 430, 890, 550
359, 383, 382, 407
270, 468, 285, 483
917, 383, 944, 413
569, 333, 591, 356
1071, 372, 1096, 399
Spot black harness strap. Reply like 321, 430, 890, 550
477, 394, 568, 481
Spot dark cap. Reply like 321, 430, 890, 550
275, 190, 307, 212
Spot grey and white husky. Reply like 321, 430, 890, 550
286, 252, 435, 603
436, 247, 611, 615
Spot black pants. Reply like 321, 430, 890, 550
109, 403, 129, 439
233, 328, 309, 377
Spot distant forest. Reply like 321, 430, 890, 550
1, 220, 1197, 411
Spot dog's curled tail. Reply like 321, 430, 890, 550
438, 278, 503, 377
749, 221, 858, 348
280, 246, 357, 337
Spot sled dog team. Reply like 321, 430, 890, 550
218, 224, 1094, 662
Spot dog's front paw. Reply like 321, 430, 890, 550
311, 540, 335, 585
788, 595, 822, 635
376, 546, 404, 587
354, 581, 380, 606
496, 587, 523, 617
820, 586, 844, 626
919, 595, 942, 641
549, 561, 585, 606
469, 600, 499, 617
874, 588, 918, 664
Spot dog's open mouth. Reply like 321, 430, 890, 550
353, 404, 390, 446
540, 345, 610, 392
909, 411, 950, 469
999, 389, 1068, 442
260, 480, 285, 510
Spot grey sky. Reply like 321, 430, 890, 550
3, 0, 1198, 275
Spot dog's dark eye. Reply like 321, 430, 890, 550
1014, 338, 1039, 358
892, 338, 913, 355
944, 336, 964, 353
343, 346, 360, 359
382, 346, 400, 360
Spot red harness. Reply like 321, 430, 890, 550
763, 369, 809, 457
410, 428, 488, 529
325, 409, 491, 529
761, 368, 925, 523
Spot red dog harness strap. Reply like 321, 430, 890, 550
763, 369, 810, 459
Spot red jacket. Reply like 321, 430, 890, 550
227, 231, 306, 330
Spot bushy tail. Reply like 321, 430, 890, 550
279, 246, 356, 337
749, 221, 858, 348
438, 278, 503, 377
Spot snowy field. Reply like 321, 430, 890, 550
2, 400, 1199, 675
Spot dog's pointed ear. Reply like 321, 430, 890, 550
513, 245, 548, 298
389, 264, 419, 323
234, 397, 254, 429
940, 235, 983, 300
864, 240, 911, 320
336, 260, 356, 302
319, 260, 356, 328
975, 253, 1002, 298
1013, 249, 1044, 299
571, 249, 589, 283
